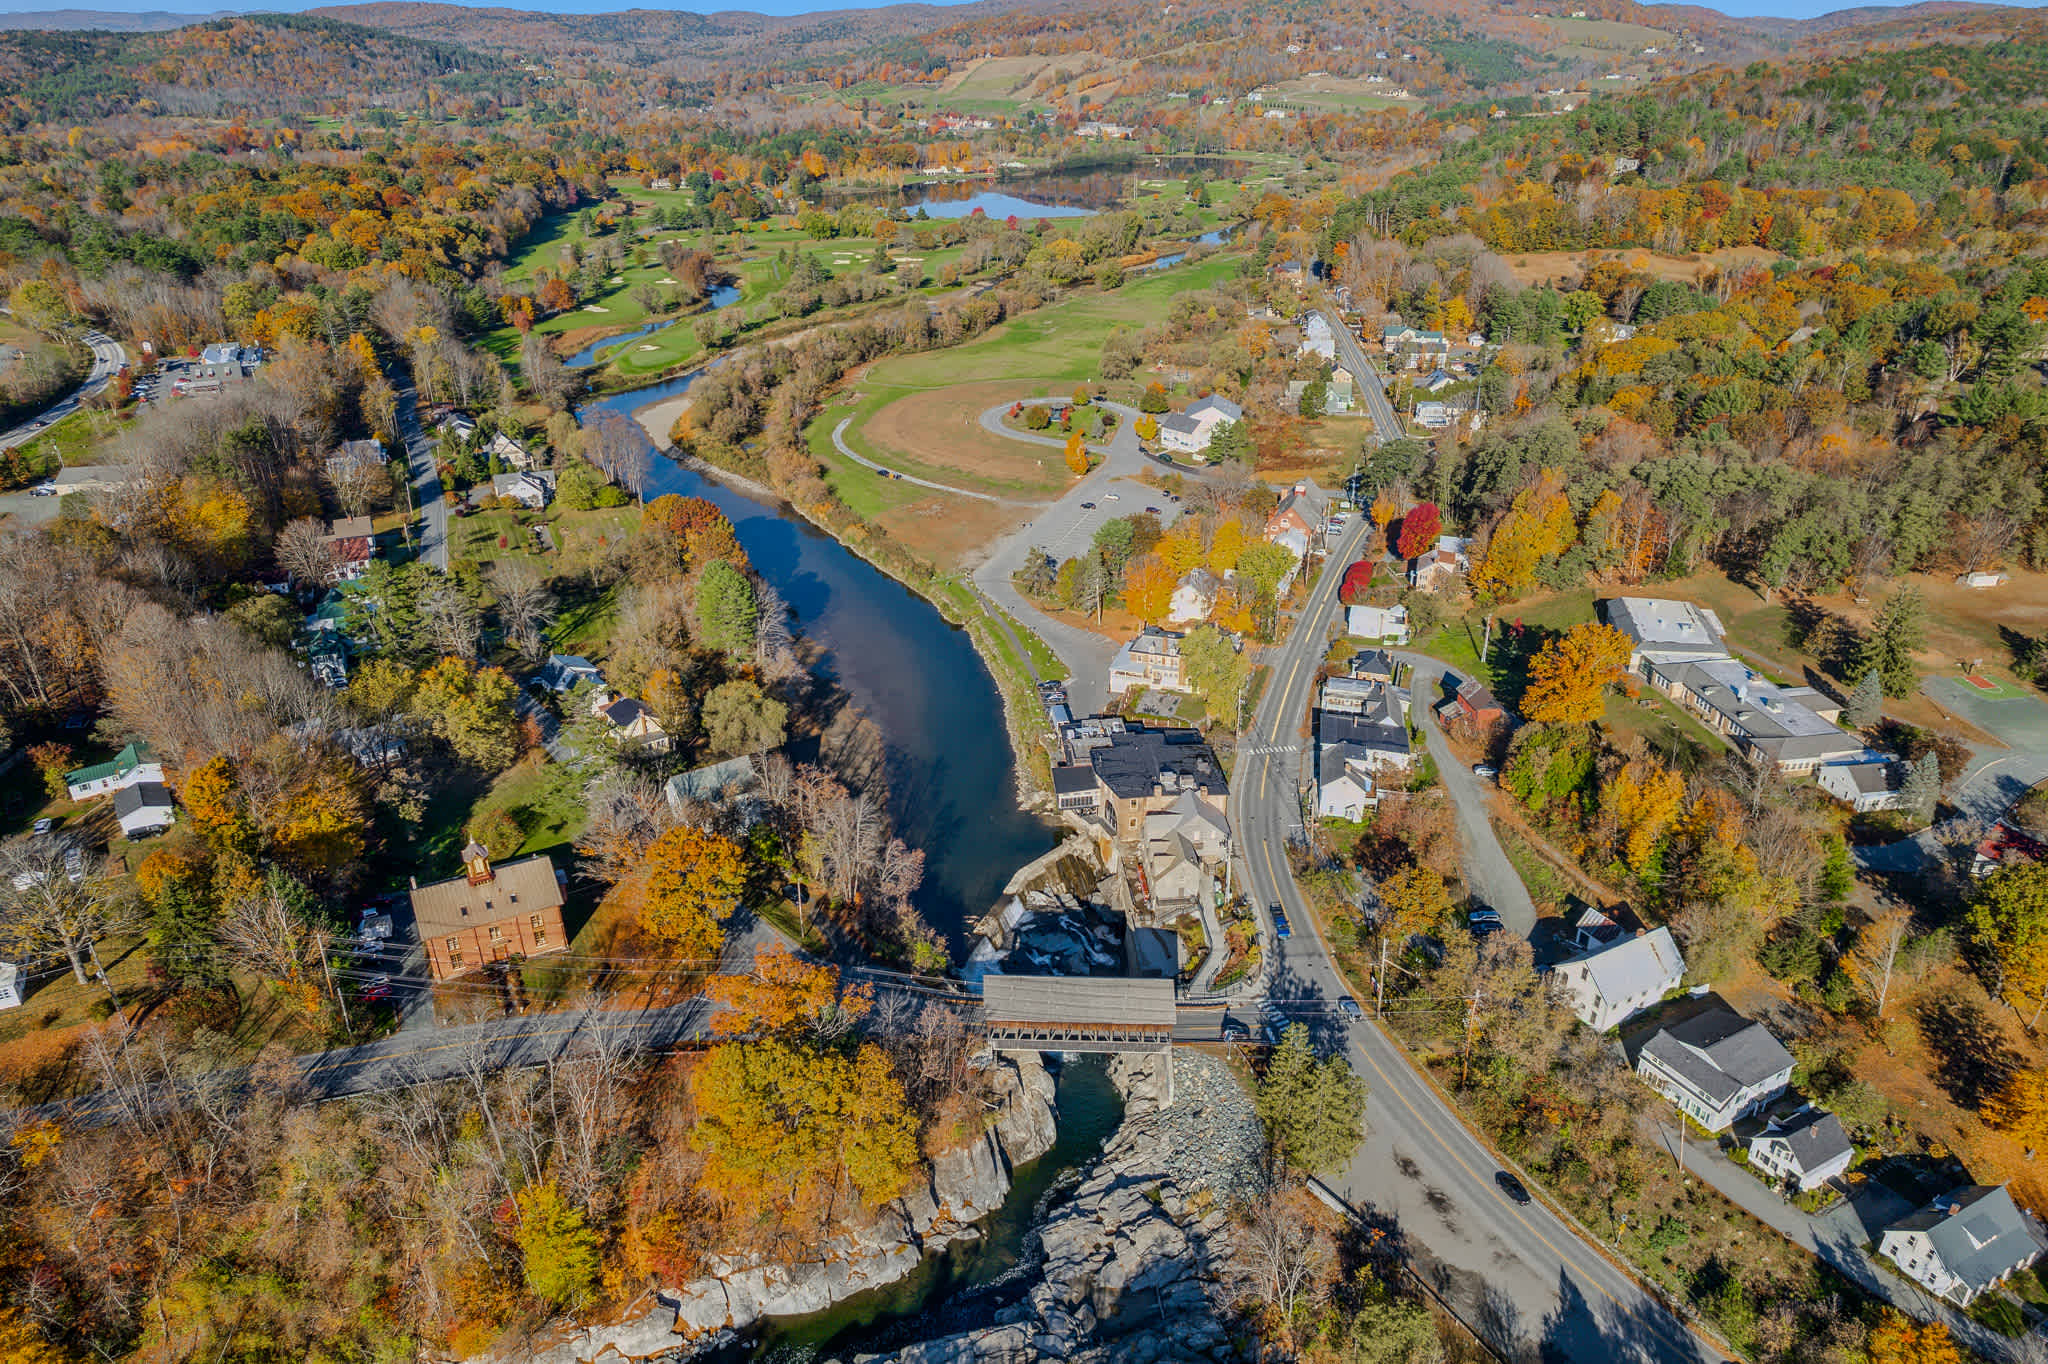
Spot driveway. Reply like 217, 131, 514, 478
1664, 1123, 2028, 1361
970, 399, 1193, 709
1396, 655, 1541, 937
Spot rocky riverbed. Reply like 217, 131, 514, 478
847, 1049, 1265, 1364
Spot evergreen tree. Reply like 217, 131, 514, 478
1859, 586, 1926, 699
1254, 1023, 1368, 1174
696, 560, 759, 657
148, 878, 225, 989
1206, 419, 1250, 463
1845, 668, 1885, 729
1902, 751, 1940, 822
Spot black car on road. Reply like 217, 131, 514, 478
1495, 1171, 1532, 1204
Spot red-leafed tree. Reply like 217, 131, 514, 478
1395, 502, 1443, 560
1338, 559, 1375, 605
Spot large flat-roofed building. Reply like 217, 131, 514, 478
1648, 657, 1862, 775
410, 844, 568, 981
1604, 597, 1729, 671
1088, 725, 1228, 844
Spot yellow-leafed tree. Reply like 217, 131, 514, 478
1866, 1310, 1962, 1364
1604, 758, 1685, 873
642, 826, 746, 959
1470, 467, 1576, 600
1064, 430, 1088, 476
1520, 622, 1632, 724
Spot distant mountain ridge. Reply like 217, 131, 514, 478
0, 9, 238, 30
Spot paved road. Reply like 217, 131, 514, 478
1856, 677, 2048, 874
970, 401, 1191, 710
831, 417, 1011, 503
395, 378, 449, 571
1231, 520, 1718, 1363
0, 327, 127, 454
1315, 306, 1403, 441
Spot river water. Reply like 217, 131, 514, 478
565, 282, 744, 368
577, 379, 1057, 961
750, 1057, 1124, 1361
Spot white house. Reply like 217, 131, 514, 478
1552, 925, 1685, 1032
0, 962, 19, 1010
487, 432, 542, 470
1747, 1108, 1854, 1193
1301, 313, 1337, 360
1414, 402, 1452, 429
596, 695, 672, 755
114, 782, 176, 839
1158, 395, 1243, 457
1879, 1186, 2046, 1307
1346, 603, 1411, 645
1409, 536, 1469, 592
1635, 1006, 1794, 1132
65, 743, 163, 802
492, 471, 555, 509
1956, 570, 2009, 589
1109, 626, 1189, 695
1317, 747, 1378, 820
535, 654, 605, 693
1817, 759, 1909, 813
1167, 569, 1219, 627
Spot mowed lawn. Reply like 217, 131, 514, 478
807, 254, 1241, 500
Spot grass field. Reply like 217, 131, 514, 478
448, 504, 639, 575
1266, 76, 1423, 112
1542, 15, 1674, 53
805, 255, 1239, 510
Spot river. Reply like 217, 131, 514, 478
565, 283, 743, 368
577, 379, 1058, 961
748, 1057, 1123, 1361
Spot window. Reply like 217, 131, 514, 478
446, 936, 459, 953
488, 925, 503, 944
530, 913, 547, 948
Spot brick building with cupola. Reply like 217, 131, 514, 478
409, 843, 568, 981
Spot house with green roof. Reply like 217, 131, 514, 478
65, 742, 164, 802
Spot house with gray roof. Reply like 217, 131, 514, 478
535, 654, 604, 694
1817, 759, 1908, 813
1635, 1005, 1793, 1131
1747, 1108, 1854, 1193
1552, 927, 1685, 1032
1879, 1185, 2045, 1307
665, 754, 762, 814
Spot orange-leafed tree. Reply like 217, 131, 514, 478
1470, 468, 1576, 601
1603, 758, 1686, 873
642, 826, 747, 959
1369, 487, 1399, 531
1866, 1310, 1962, 1364
1520, 623, 1632, 724
1123, 553, 1175, 623
1064, 430, 1088, 476
709, 946, 873, 1038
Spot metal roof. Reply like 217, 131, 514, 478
982, 976, 1178, 1027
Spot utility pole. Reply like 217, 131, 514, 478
1375, 934, 1389, 1018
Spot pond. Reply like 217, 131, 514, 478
576, 376, 1058, 959
822, 155, 1260, 219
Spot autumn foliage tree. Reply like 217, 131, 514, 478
1338, 559, 1375, 605
1969, 863, 2048, 1027
1122, 553, 1175, 623
1865, 1310, 1962, 1364
1063, 430, 1088, 476
1470, 468, 1576, 600
1520, 623, 1631, 724
708, 947, 871, 1038
642, 826, 747, 959
1394, 502, 1441, 561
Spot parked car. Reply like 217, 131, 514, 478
1472, 764, 1498, 780
1223, 1023, 1247, 1042
1079, 501, 1096, 509
357, 975, 393, 1003
1103, 492, 1120, 500
31, 817, 53, 835
1495, 1171, 1532, 1205
63, 846, 84, 882
1144, 505, 1161, 514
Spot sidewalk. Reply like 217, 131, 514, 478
1657, 1120, 2030, 1361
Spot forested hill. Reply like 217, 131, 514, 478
0, 15, 520, 123
307, 0, 1048, 69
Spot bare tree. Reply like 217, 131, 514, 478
330, 455, 390, 518
1851, 904, 1914, 1023
491, 561, 556, 666
1234, 1181, 1334, 1327
419, 582, 481, 661
584, 412, 651, 503
219, 881, 330, 991
276, 516, 338, 587
0, 841, 144, 986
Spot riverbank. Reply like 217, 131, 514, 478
849, 1049, 1263, 1364
628, 385, 1062, 808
